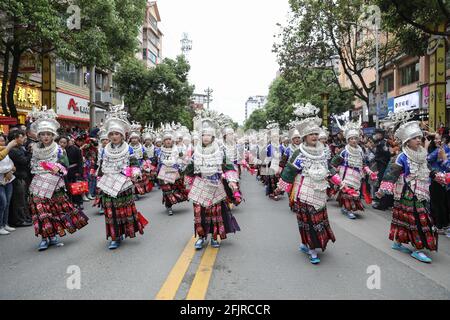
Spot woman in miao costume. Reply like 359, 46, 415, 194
128, 122, 153, 198
376, 111, 439, 263
221, 124, 243, 208
331, 117, 378, 219
28, 107, 89, 251
156, 123, 189, 216
142, 123, 158, 188
184, 111, 240, 249
277, 103, 339, 264
264, 122, 283, 201
96, 105, 147, 250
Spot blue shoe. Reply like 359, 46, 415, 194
391, 242, 412, 254
195, 238, 206, 250
108, 240, 121, 250
347, 212, 356, 219
38, 239, 49, 251
310, 256, 321, 264
211, 238, 220, 248
49, 236, 60, 246
299, 244, 309, 254
411, 251, 432, 263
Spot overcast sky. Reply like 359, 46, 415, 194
158, 0, 291, 125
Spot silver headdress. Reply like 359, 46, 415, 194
387, 111, 422, 145
161, 123, 175, 140
29, 106, 60, 137
292, 102, 322, 138
335, 116, 362, 141
98, 128, 108, 141
194, 109, 223, 137
104, 103, 131, 137
287, 120, 302, 140
129, 121, 142, 140
293, 102, 320, 119
319, 127, 329, 140
142, 123, 155, 141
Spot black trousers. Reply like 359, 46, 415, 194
8, 178, 31, 226
430, 180, 450, 229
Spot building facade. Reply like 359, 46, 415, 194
141, 1, 163, 68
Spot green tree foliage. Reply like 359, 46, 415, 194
274, 0, 399, 107
245, 71, 353, 131
114, 55, 195, 130
0, 0, 146, 117
377, 0, 450, 57
244, 108, 268, 131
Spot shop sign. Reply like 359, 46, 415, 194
56, 92, 90, 120
394, 91, 420, 112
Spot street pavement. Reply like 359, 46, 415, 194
1, 172, 450, 300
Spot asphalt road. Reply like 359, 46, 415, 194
1, 172, 450, 300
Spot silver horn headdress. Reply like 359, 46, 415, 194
335, 116, 362, 141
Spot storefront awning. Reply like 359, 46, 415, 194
57, 115, 90, 123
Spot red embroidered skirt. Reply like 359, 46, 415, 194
101, 188, 145, 241
336, 191, 364, 212
29, 189, 89, 238
160, 178, 188, 208
389, 191, 437, 251
292, 200, 336, 251
193, 201, 240, 240
133, 174, 153, 195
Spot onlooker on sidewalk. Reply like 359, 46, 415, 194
0, 135, 17, 235
8, 130, 32, 228
427, 131, 450, 236
66, 134, 84, 209
372, 128, 392, 210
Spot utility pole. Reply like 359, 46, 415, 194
204, 87, 213, 109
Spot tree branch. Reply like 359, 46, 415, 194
437, 0, 450, 20
391, 0, 450, 36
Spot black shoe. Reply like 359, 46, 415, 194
372, 204, 387, 211
13, 221, 32, 227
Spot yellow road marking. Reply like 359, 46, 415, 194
186, 244, 219, 300
155, 237, 197, 300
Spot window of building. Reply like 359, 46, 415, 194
143, 48, 147, 59
148, 50, 157, 64
56, 59, 81, 86
95, 72, 109, 91
400, 62, 419, 86
149, 32, 158, 47
383, 73, 394, 92
149, 14, 158, 31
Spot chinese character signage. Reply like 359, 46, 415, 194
393, 91, 420, 112
0, 81, 41, 111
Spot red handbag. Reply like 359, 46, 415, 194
68, 181, 89, 195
